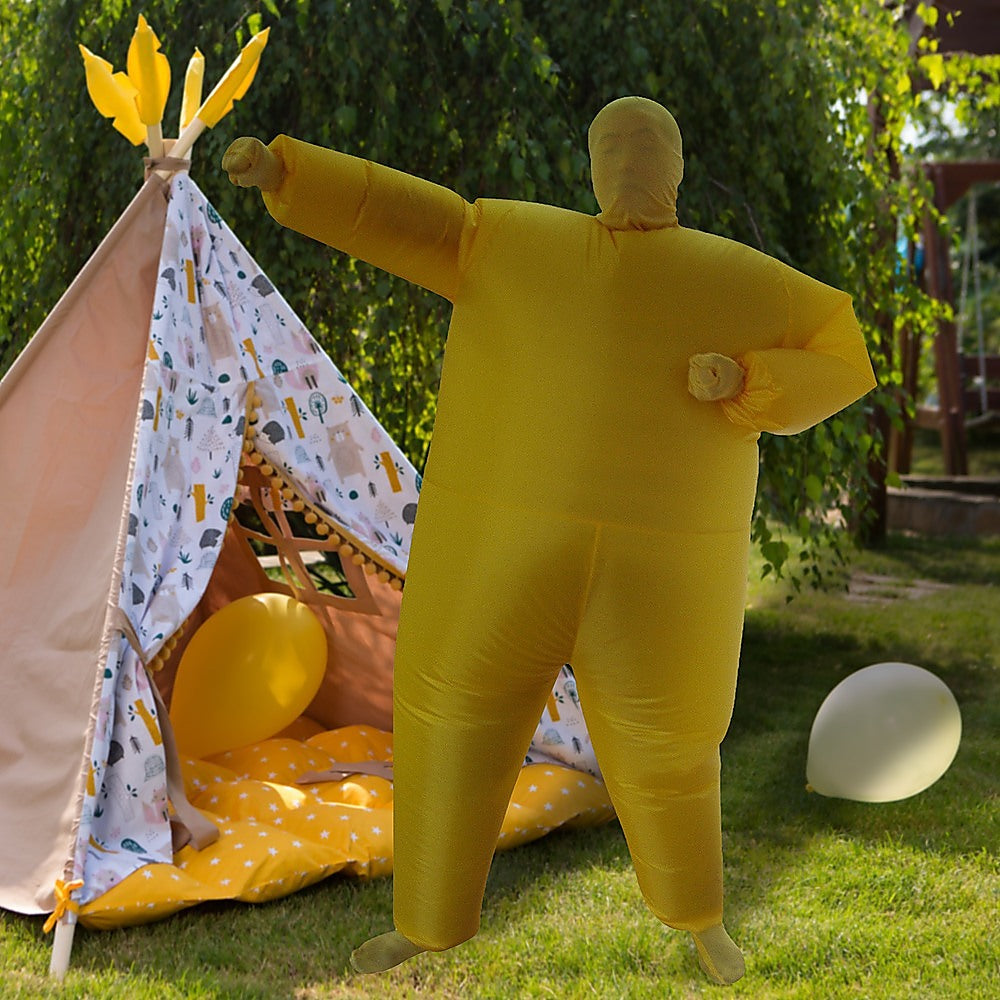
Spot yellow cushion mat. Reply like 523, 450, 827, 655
79, 724, 613, 928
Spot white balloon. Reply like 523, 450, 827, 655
806, 662, 962, 802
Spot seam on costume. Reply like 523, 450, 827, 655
351, 160, 373, 234
420, 476, 752, 537
454, 200, 484, 300
575, 521, 603, 634
776, 258, 793, 346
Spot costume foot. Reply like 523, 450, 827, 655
691, 924, 745, 985
350, 930, 426, 973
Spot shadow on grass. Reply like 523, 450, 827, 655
48, 533, 1000, 996
56, 829, 637, 997
861, 532, 1000, 587
727, 604, 996, 843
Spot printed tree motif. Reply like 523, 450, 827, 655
309, 391, 328, 423
197, 396, 217, 418
198, 427, 225, 461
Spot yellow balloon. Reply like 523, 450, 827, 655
169, 593, 327, 759
807, 662, 962, 802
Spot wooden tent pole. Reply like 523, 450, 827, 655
48, 916, 76, 980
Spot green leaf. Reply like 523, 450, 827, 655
761, 540, 790, 569
334, 105, 357, 135
919, 54, 946, 90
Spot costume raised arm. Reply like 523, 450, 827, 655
721, 266, 876, 435
262, 135, 473, 301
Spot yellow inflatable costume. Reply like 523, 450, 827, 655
224, 96, 875, 985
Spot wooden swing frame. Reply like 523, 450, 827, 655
893, 159, 1000, 476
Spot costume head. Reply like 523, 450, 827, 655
588, 96, 684, 231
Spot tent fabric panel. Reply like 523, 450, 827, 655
121, 363, 248, 658
160, 175, 417, 572
253, 373, 417, 578
77, 642, 176, 906
0, 178, 168, 914
199, 526, 399, 732
152, 527, 399, 735
298, 570, 400, 732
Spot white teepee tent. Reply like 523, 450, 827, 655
0, 162, 611, 976
0, 23, 610, 977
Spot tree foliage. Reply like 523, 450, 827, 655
2, 0, 998, 585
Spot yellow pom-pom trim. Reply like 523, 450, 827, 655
236, 412, 406, 591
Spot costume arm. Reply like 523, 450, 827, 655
720, 265, 877, 435
262, 135, 474, 301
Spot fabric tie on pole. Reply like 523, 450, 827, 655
43, 879, 84, 934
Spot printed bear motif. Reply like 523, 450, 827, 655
327, 422, 366, 479
202, 300, 239, 365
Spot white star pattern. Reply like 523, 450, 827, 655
84, 692, 610, 925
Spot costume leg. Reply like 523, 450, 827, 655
387, 485, 595, 953
569, 525, 748, 939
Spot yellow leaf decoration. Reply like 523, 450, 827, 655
78, 44, 146, 145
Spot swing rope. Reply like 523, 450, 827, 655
958, 189, 992, 422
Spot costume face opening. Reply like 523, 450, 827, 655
588, 96, 684, 231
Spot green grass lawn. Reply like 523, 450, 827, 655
908, 424, 1000, 477
2, 533, 998, 999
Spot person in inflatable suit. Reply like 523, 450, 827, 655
223, 96, 875, 985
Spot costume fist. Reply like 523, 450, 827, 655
222, 137, 286, 192
688, 353, 744, 402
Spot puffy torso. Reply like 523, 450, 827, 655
426, 200, 785, 532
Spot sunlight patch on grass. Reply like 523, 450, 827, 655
2, 533, 997, 998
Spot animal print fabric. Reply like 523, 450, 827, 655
76, 174, 418, 903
